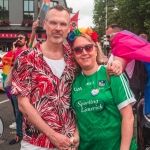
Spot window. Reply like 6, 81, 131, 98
23, 0, 34, 20
50, 1, 58, 7
0, 0, 9, 20
37, 0, 58, 17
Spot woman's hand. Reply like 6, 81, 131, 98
68, 136, 79, 150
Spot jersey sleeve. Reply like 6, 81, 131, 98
110, 74, 136, 110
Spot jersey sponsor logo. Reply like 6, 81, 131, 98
74, 87, 82, 91
98, 80, 106, 87
75, 99, 105, 113
85, 81, 94, 86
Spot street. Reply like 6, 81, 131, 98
0, 91, 20, 150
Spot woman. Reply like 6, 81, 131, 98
69, 27, 137, 150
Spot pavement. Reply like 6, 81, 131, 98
0, 91, 20, 150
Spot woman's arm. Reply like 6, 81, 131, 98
120, 104, 134, 150
70, 125, 80, 148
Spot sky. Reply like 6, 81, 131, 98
66, 0, 94, 28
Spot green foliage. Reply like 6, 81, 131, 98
93, 0, 150, 40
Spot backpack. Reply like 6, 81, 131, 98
125, 60, 148, 101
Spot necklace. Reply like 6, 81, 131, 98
43, 50, 64, 60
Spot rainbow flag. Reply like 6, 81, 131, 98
42, 0, 50, 12
28, 36, 37, 48
1, 51, 14, 99
1, 49, 23, 99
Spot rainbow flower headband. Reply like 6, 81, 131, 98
68, 27, 99, 43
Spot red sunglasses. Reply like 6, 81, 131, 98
73, 44, 94, 55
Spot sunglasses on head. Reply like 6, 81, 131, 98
73, 44, 94, 55
16, 37, 25, 40
106, 32, 118, 39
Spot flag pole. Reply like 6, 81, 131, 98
37, 0, 45, 20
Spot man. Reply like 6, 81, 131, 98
106, 24, 150, 149
2, 31, 29, 144
11, 5, 79, 150
106, 24, 150, 101
106, 24, 128, 72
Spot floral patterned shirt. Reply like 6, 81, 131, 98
11, 43, 76, 148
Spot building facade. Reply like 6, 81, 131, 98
0, 0, 68, 51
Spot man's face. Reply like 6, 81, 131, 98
106, 28, 116, 45
43, 9, 70, 44
15, 35, 27, 47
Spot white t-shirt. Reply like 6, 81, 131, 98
43, 56, 66, 79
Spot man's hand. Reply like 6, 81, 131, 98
48, 132, 71, 150
107, 60, 123, 75
32, 19, 39, 31
12, 41, 18, 54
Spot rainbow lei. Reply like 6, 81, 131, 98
68, 27, 99, 43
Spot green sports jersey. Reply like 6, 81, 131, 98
71, 66, 137, 150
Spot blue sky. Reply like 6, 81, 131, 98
66, 0, 94, 28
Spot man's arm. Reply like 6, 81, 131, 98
18, 95, 71, 149
107, 56, 128, 75
114, 56, 128, 72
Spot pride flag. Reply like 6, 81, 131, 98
111, 30, 150, 114
1, 49, 24, 99
28, 36, 37, 48
1, 51, 14, 99
42, 0, 50, 12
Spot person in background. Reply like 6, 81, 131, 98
28, 19, 40, 48
5, 31, 29, 144
9, 19, 40, 129
11, 5, 79, 150
139, 33, 148, 41
69, 27, 137, 150
106, 24, 150, 149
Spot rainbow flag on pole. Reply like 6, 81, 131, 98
28, 36, 37, 48
42, 0, 50, 12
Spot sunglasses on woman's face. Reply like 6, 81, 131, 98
73, 44, 94, 55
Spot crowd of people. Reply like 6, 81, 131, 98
1, 4, 150, 150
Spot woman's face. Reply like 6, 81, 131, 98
73, 36, 98, 72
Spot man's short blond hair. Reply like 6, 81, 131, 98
139, 33, 148, 40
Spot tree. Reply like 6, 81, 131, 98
93, 0, 150, 39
